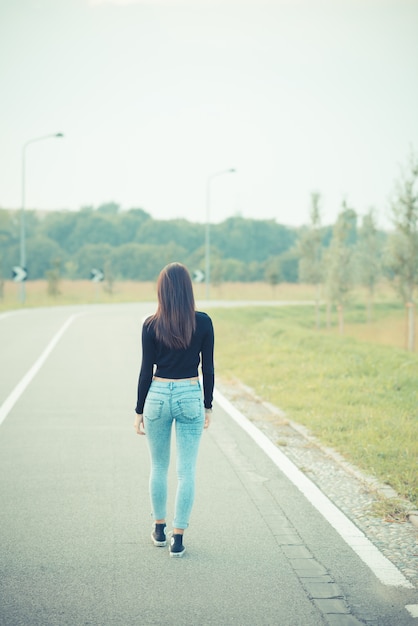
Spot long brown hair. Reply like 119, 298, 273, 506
149, 263, 196, 349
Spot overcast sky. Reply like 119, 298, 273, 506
1, 0, 417, 228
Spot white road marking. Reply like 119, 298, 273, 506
214, 389, 414, 589
0, 313, 83, 427
0, 311, 24, 321
406, 605, 418, 618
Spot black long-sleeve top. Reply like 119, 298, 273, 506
135, 311, 214, 414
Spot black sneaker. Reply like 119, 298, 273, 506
151, 523, 167, 547
169, 533, 185, 558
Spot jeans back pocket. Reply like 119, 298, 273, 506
144, 398, 164, 421
177, 397, 203, 421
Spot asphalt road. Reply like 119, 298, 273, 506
0, 303, 417, 626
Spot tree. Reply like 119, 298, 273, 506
212, 258, 248, 284
65, 213, 120, 252
96, 202, 120, 215
74, 243, 114, 279
326, 203, 358, 333
117, 208, 151, 244
265, 257, 281, 294
356, 209, 382, 322
387, 150, 418, 351
25, 236, 66, 279
213, 217, 296, 263
139, 219, 203, 252
0, 209, 16, 292
264, 250, 299, 290
111, 242, 187, 280
278, 249, 299, 283
298, 192, 324, 328
46, 258, 62, 296
103, 258, 115, 295
41, 211, 78, 253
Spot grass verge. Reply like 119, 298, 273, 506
210, 305, 418, 508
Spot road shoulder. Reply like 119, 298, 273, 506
216, 376, 418, 589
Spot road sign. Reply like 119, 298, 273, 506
193, 269, 205, 283
12, 266, 28, 282
90, 268, 104, 282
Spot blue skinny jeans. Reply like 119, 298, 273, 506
143, 379, 205, 530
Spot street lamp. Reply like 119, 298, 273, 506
205, 168, 235, 299
20, 132, 64, 303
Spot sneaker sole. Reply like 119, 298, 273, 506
169, 547, 186, 558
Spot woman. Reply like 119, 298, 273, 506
134, 262, 214, 558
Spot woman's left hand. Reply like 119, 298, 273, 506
134, 414, 145, 435
204, 411, 211, 429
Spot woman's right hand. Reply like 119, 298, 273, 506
134, 414, 146, 435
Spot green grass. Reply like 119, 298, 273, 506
211, 305, 418, 507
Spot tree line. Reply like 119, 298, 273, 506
0, 203, 301, 283
0, 151, 417, 348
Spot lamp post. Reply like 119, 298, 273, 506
20, 132, 64, 303
205, 168, 235, 299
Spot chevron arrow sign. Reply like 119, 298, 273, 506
12, 266, 28, 282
